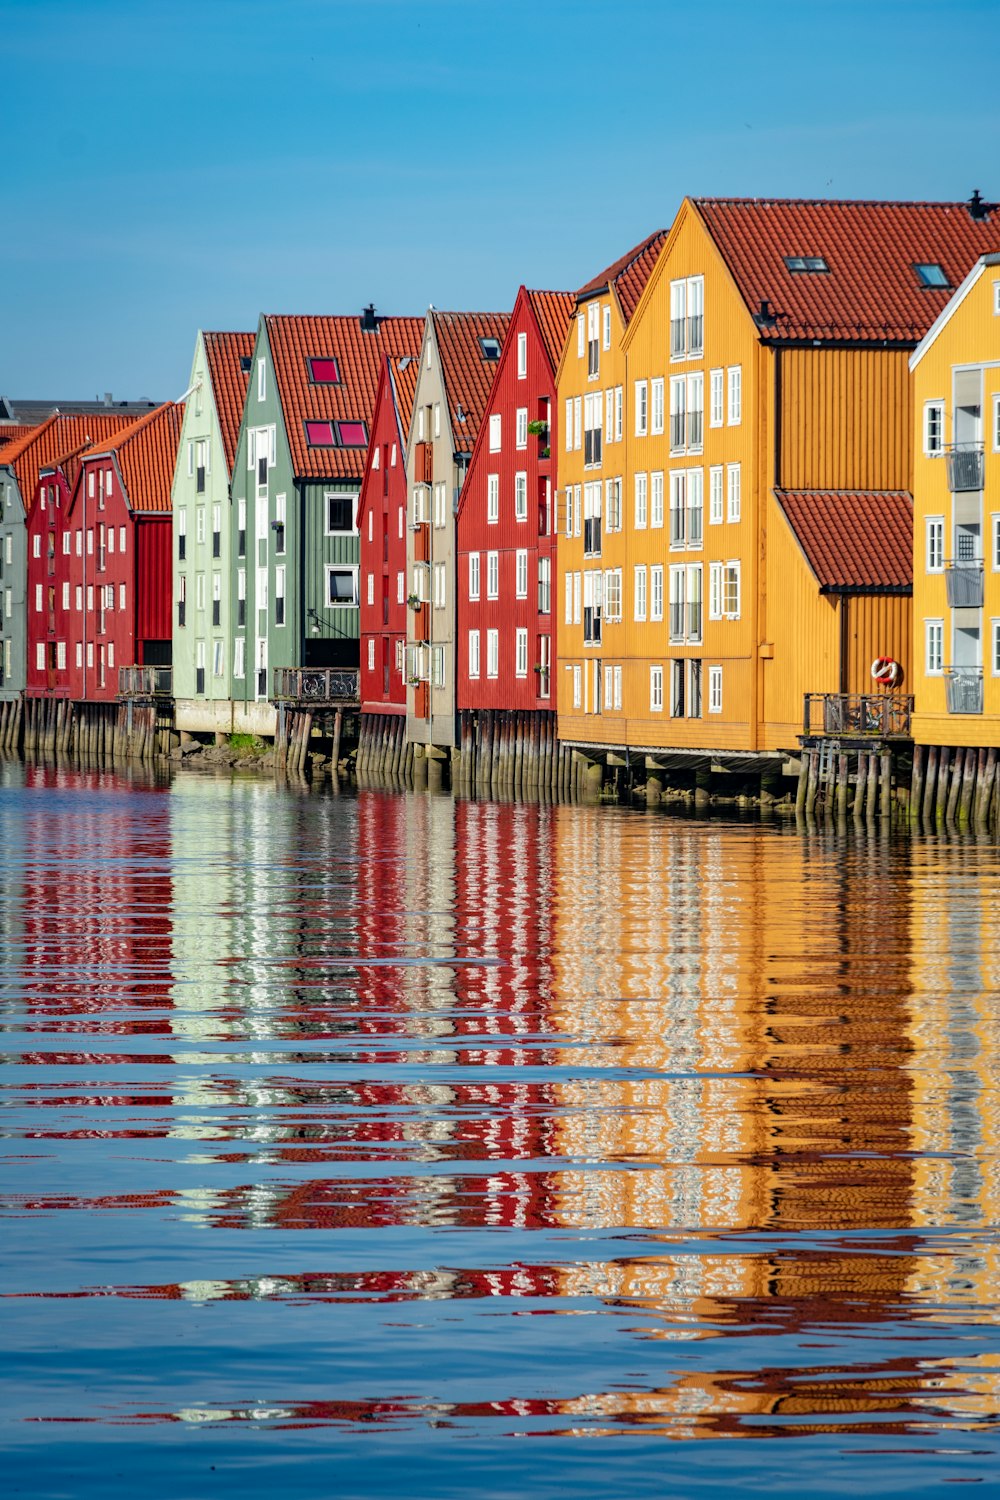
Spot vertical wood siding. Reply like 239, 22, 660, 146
779, 348, 913, 492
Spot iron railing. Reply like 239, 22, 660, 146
272, 667, 360, 704
944, 561, 984, 608
945, 667, 983, 715
803, 691, 913, 738
945, 443, 984, 492
118, 665, 173, 698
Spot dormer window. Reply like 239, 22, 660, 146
784, 256, 829, 273
915, 262, 950, 288
308, 357, 340, 384
479, 337, 502, 361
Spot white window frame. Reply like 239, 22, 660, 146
651, 378, 664, 436
326, 564, 360, 608
517, 332, 527, 379
726, 463, 741, 523
722, 561, 741, 619
709, 466, 724, 525
634, 472, 647, 530
925, 617, 944, 675
650, 564, 664, 622
602, 305, 611, 350
469, 552, 480, 600
727, 365, 742, 425
709, 368, 724, 427
487, 473, 499, 524
514, 472, 528, 522
926, 516, 945, 573
708, 665, 723, 713
650, 665, 663, 712
486, 628, 499, 679
487, 550, 499, 600
634, 565, 647, 622
515, 627, 528, 678
326, 490, 359, 537
635, 380, 648, 437
489, 413, 501, 452
515, 548, 528, 599
924, 399, 945, 456
468, 629, 480, 678
515, 408, 528, 449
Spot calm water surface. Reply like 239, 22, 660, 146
1, 762, 998, 1498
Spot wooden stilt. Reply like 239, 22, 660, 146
865, 750, 878, 820
946, 747, 964, 823
879, 751, 892, 819
852, 752, 866, 821
910, 744, 925, 821
976, 746, 996, 827
936, 745, 952, 824
959, 747, 977, 826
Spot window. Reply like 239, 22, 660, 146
584, 392, 603, 465
583, 570, 602, 645
994, 281, 1000, 316
514, 472, 528, 521
992, 619, 1000, 676
603, 305, 611, 350
669, 376, 686, 451
433, 561, 446, 609
195, 573, 206, 612
433, 403, 441, 438
727, 366, 742, 425
433, 482, 447, 529
119, 525, 125, 553
487, 551, 499, 599
308, 356, 339, 384
515, 627, 528, 677
196, 508, 206, 546
587, 303, 600, 377
926, 517, 945, 572
710, 369, 724, 427
62, 532, 70, 556
487, 628, 499, 678
651, 378, 664, 435
516, 407, 528, 449
993, 393, 1000, 453
213, 571, 223, 627
605, 387, 614, 443
915, 263, 950, 288
687, 469, 703, 547
687, 373, 704, 449
710, 468, 724, 525
212, 639, 224, 678
327, 566, 359, 606
670, 472, 686, 546
397, 571, 405, 605
635, 472, 647, 530
62, 582, 69, 609
538, 556, 551, 613
212, 503, 222, 558
479, 337, 502, 361
634, 565, 647, 622
925, 618, 944, 674
515, 549, 528, 598
723, 561, 741, 618
583, 481, 602, 555
604, 568, 622, 622
670, 275, 704, 357
327, 492, 357, 534
573, 485, 582, 537
487, 473, 499, 523
573, 396, 582, 451
650, 564, 664, 622
517, 332, 527, 378
924, 400, 945, 455
338, 421, 367, 447
572, 665, 582, 708
237, 569, 246, 627
650, 665, 663, 712
605, 477, 622, 532
304, 420, 335, 447
469, 552, 480, 600
273, 493, 286, 554
650, 470, 664, 529
614, 386, 622, 443
468, 629, 480, 678
237, 498, 246, 557
177, 574, 186, 627
489, 413, 501, 451
573, 570, 581, 624
635, 380, 648, 436
784, 255, 829, 273
119, 582, 125, 610
32, 535, 40, 559
564, 397, 574, 453
708, 665, 722, 713
727, 463, 741, 522
257, 358, 266, 400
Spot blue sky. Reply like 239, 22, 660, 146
4, 0, 1000, 398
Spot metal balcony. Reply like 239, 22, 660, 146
272, 668, 360, 705
944, 561, 984, 608
945, 667, 983, 715
803, 692, 913, 739
945, 444, 984, 492
118, 665, 173, 699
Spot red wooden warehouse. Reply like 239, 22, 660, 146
455, 287, 574, 790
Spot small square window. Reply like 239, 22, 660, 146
305, 420, 335, 446
915, 263, 950, 288
479, 337, 502, 360
308, 357, 340, 384
336, 420, 367, 447
239, 355, 252, 373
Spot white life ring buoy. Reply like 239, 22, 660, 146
870, 656, 902, 689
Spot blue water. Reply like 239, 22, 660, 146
1, 761, 998, 1497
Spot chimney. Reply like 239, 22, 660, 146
360, 304, 379, 332
968, 188, 989, 220
103, 391, 113, 406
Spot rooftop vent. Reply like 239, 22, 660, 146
361, 303, 379, 333
968, 188, 990, 221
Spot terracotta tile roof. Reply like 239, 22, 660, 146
265, 314, 425, 481
83, 403, 185, 514
387, 352, 420, 440
525, 290, 576, 371
203, 331, 255, 474
776, 489, 913, 592
0, 413, 141, 514
575, 230, 668, 322
431, 310, 511, 449
694, 197, 1000, 343
0, 422, 30, 447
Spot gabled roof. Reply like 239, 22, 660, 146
82, 403, 184, 514
525, 289, 576, 370
265, 314, 425, 481
910, 251, 1000, 368
575, 230, 668, 322
203, 331, 255, 473
0, 422, 30, 446
431, 310, 511, 449
694, 196, 1000, 344
0, 413, 141, 513
776, 489, 913, 593
388, 353, 420, 442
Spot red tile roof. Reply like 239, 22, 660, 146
203, 331, 255, 474
431, 310, 511, 448
694, 197, 1000, 343
0, 422, 30, 447
0, 413, 142, 514
265, 314, 425, 480
776, 489, 913, 592
388, 353, 420, 441
526, 290, 576, 371
575, 230, 668, 322
83, 403, 185, 514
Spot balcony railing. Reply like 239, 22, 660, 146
945, 667, 983, 715
802, 691, 913, 738
272, 667, 360, 704
119, 665, 173, 699
945, 443, 984, 492
944, 560, 984, 608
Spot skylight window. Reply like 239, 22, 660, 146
304, 419, 368, 448
784, 256, 829, 273
308, 357, 340, 384
479, 337, 502, 360
239, 356, 252, 373
915, 263, 950, 288
305, 420, 336, 447
336, 420, 367, 447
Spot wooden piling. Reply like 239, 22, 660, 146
936, 746, 952, 823
852, 752, 866, 822
835, 753, 849, 819
945, 747, 964, 823
879, 751, 892, 819
865, 751, 878, 820
909, 744, 925, 820
958, 746, 977, 826
975, 746, 996, 827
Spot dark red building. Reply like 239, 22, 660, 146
455, 288, 573, 786
357, 351, 420, 763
